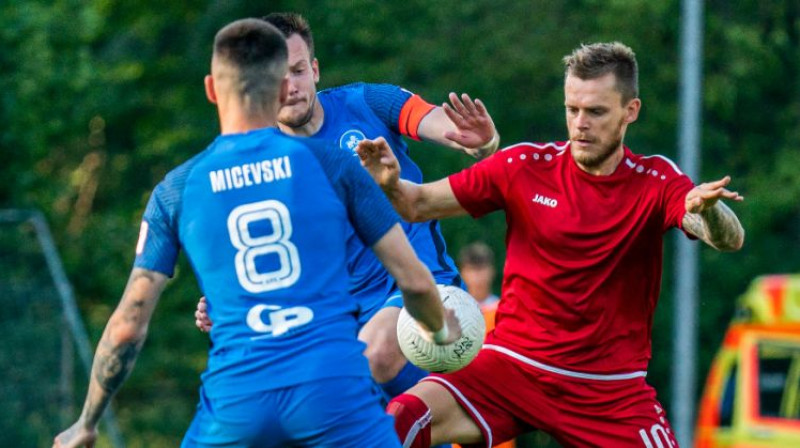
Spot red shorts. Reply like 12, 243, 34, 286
424, 345, 678, 448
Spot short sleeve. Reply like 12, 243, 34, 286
363, 83, 434, 140
661, 163, 695, 232
341, 155, 401, 246
448, 153, 507, 218
134, 182, 181, 276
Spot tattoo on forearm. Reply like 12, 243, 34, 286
121, 297, 146, 325
683, 202, 744, 250
95, 339, 142, 393
81, 335, 143, 425
81, 338, 143, 426
81, 268, 161, 425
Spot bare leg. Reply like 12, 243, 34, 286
396, 380, 484, 446
358, 307, 407, 383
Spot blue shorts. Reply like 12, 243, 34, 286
380, 274, 466, 313
353, 276, 396, 327
182, 376, 400, 448
355, 272, 464, 327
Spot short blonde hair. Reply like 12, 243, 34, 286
563, 42, 638, 103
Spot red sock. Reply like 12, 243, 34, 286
387, 393, 432, 448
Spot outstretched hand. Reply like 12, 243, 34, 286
356, 137, 401, 190
685, 175, 743, 214
53, 421, 97, 448
442, 92, 498, 160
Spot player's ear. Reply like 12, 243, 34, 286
205, 75, 217, 104
312, 58, 320, 84
625, 98, 641, 124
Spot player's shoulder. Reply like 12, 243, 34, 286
318, 82, 368, 99
626, 149, 686, 181
158, 145, 216, 192
249, 127, 328, 159
500, 141, 569, 155
286, 134, 354, 175
494, 141, 569, 166
319, 82, 409, 103
317, 83, 373, 115
293, 135, 338, 157
144, 145, 218, 215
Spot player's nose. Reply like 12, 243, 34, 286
284, 74, 299, 94
575, 112, 591, 130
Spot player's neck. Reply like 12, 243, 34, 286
279, 100, 325, 137
219, 106, 278, 135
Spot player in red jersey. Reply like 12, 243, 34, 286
357, 42, 745, 448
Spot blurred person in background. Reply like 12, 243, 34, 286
458, 241, 501, 332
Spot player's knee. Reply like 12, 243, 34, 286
387, 393, 432, 448
364, 337, 406, 382
360, 308, 405, 382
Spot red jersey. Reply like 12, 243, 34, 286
448, 141, 694, 376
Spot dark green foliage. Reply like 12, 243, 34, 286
1, 0, 797, 445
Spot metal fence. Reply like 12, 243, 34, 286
0, 209, 124, 447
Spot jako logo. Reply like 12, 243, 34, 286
532, 194, 558, 208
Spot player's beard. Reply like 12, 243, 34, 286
571, 117, 625, 169
573, 136, 622, 168
279, 95, 317, 129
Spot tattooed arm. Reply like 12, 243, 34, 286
682, 175, 745, 251
54, 268, 168, 448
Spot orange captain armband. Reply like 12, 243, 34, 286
398, 94, 436, 141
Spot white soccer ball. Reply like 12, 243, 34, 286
396, 284, 486, 373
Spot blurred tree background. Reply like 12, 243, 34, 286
0, 0, 797, 446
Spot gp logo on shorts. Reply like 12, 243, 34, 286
339, 129, 366, 154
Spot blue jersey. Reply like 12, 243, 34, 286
315, 83, 461, 302
134, 127, 400, 397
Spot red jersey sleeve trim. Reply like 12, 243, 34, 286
398, 94, 435, 141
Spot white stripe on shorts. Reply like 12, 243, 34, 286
484, 344, 647, 381
401, 408, 432, 448
422, 376, 493, 448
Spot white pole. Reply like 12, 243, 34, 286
673, 0, 703, 446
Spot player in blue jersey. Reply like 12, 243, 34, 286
53, 18, 460, 448
194, 12, 499, 402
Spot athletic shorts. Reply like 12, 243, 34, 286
353, 277, 397, 328
182, 376, 400, 448
423, 345, 678, 448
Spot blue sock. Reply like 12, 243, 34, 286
379, 361, 428, 399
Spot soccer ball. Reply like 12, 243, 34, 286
396, 284, 486, 373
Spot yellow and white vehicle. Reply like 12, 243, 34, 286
695, 274, 800, 447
